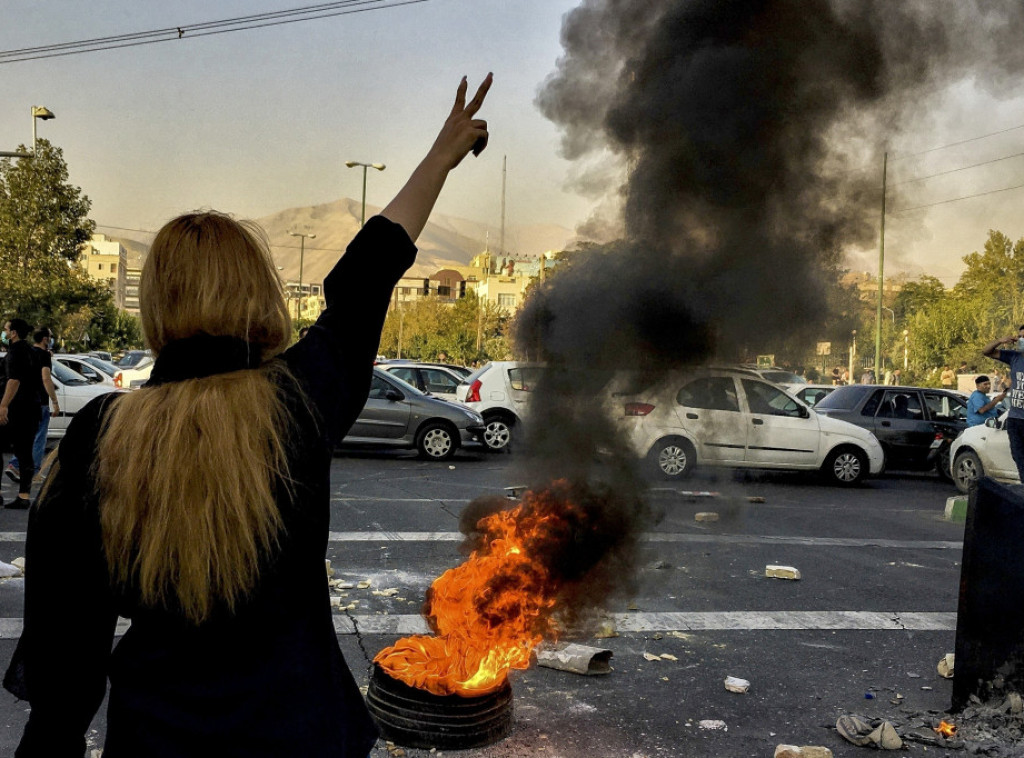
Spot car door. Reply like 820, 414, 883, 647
506, 366, 543, 419
740, 379, 821, 466
922, 391, 967, 439
672, 375, 747, 463
60, 358, 105, 385
345, 374, 411, 441
385, 366, 423, 392
873, 389, 931, 467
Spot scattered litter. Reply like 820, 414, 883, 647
724, 676, 750, 693
774, 746, 833, 758
698, 719, 727, 731
357, 580, 372, 589
11, 557, 25, 572
324, 559, 335, 578
1005, 692, 1024, 714
535, 643, 613, 675
643, 652, 662, 662
864, 692, 875, 699
836, 715, 902, 750
0, 561, 21, 578
765, 565, 801, 580
594, 621, 619, 639
627, 601, 639, 611
372, 588, 400, 597
680, 491, 719, 498
659, 653, 678, 661
694, 512, 719, 522
937, 652, 954, 679
333, 581, 355, 589
448, 465, 455, 470
747, 496, 766, 503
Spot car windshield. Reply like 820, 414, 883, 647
82, 356, 119, 376
462, 363, 492, 385
761, 370, 806, 384
813, 386, 863, 411
50, 360, 91, 386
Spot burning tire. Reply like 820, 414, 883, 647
417, 422, 458, 461
822, 445, 867, 486
952, 449, 983, 494
366, 663, 513, 750
482, 413, 514, 452
648, 437, 695, 480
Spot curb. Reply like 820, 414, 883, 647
944, 495, 967, 522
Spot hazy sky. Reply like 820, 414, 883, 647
3, 0, 1024, 285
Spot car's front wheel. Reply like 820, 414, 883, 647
416, 423, 458, 461
936, 441, 954, 482
482, 414, 514, 452
823, 446, 867, 486
952, 449, 983, 494
648, 437, 695, 480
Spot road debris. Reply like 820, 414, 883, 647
357, 580, 372, 589
0, 561, 22, 578
937, 652, 954, 679
723, 676, 750, 693
534, 642, 613, 675
698, 719, 727, 731
11, 556, 25, 572
372, 588, 400, 597
679, 490, 719, 498
765, 565, 801, 580
836, 715, 902, 750
747, 496, 766, 503
325, 559, 335, 578
694, 512, 719, 522
594, 620, 619, 639
774, 746, 832, 758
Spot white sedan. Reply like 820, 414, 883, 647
612, 369, 885, 485
950, 412, 1020, 492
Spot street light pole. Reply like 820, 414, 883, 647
344, 160, 386, 227
874, 151, 888, 384
31, 105, 55, 151
287, 230, 316, 320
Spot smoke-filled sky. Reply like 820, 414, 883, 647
2, 0, 1024, 284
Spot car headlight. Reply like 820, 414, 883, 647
466, 410, 484, 424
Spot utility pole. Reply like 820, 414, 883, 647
499, 155, 506, 256
874, 152, 887, 383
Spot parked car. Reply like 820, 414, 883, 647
54, 353, 118, 387
47, 360, 122, 439
783, 383, 837, 408
339, 369, 485, 460
609, 368, 884, 485
378, 363, 470, 402
455, 361, 545, 452
87, 350, 114, 362
813, 385, 967, 479
114, 361, 155, 389
950, 411, 1020, 493
116, 350, 153, 369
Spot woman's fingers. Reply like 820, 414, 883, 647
464, 73, 493, 117
450, 76, 468, 117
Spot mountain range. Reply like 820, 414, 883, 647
111, 199, 578, 283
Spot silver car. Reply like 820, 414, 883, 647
340, 369, 486, 460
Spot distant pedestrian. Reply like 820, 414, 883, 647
0, 319, 41, 508
982, 333, 1024, 479
957, 361, 969, 375
967, 375, 1005, 427
7, 328, 60, 483
839, 367, 849, 385
940, 365, 955, 388
859, 367, 875, 384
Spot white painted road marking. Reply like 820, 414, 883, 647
0, 610, 955, 639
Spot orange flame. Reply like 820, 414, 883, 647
375, 483, 582, 697
934, 720, 957, 738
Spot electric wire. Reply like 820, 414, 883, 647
95, 224, 343, 253
891, 150, 1024, 186
0, 0, 428, 64
890, 181, 1024, 214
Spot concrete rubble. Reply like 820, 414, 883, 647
774, 746, 832, 758
534, 642, 612, 675
765, 565, 801, 580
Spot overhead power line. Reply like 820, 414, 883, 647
95, 223, 342, 253
0, 0, 428, 64
891, 150, 1024, 186
890, 181, 1024, 214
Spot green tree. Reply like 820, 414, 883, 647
0, 139, 113, 338
893, 275, 946, 320
378, 292, 510, 364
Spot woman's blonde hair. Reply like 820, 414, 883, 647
97, 211, 294, 624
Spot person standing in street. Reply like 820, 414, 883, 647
6, 329, 60, 485
983, 332, 1024, 480
967, 375, 1005, 427
0, 319, 42, 508
3, 73, 492, 758
940, 365, 955, 388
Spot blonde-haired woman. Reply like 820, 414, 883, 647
4, 74, 492, 758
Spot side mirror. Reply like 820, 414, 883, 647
384, 389, 404, 402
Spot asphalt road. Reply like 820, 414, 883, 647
0, 451, 971, 757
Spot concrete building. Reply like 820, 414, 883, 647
80, 234, 128, 309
